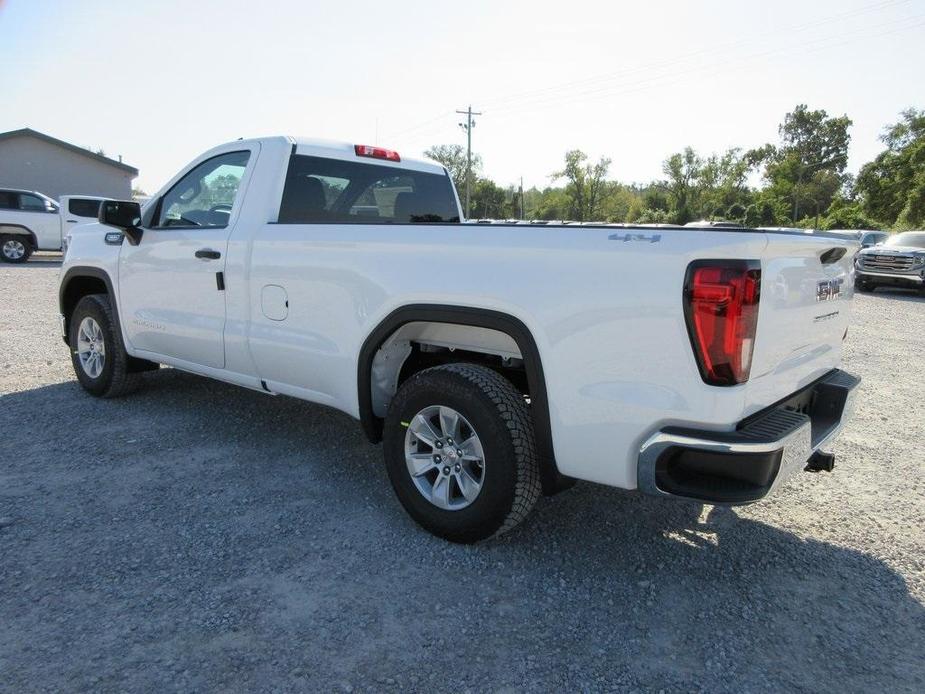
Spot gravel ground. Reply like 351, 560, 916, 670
1, 254, 923, 692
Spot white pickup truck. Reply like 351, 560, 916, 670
58, 137, 861, 542
0, 189, 109, 262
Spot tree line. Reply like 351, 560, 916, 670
426, 105, 924, 230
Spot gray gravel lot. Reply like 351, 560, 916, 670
1, 254, 923, 692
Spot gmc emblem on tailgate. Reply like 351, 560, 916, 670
816, 278, 844, 302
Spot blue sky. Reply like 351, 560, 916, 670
1, 0, 922, 193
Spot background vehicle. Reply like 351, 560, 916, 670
817, 228, 889, 248
58, 196, 112, 255
58, 136, 860, 542
0, 188, 59, 262
683, 219, 741, 228
0, 189, 108, 261
859, 230, 889, 248
757, 226, 815, 234
855, 231, 925, 292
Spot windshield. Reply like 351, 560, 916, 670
884, 232, 925, 248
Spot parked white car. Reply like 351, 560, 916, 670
0, 189, 108, 262
58, 137, 861, 542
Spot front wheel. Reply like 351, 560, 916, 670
383, 363, 541, 543
1, 235, 33, 263
69, 294, 142, 397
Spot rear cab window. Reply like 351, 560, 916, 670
68, 198, 103, 218
278, 155, 459, 224
0, 191, 16, 209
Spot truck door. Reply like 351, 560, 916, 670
118, 148, 256, 369
16, 192, 61, 250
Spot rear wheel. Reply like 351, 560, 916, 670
69, 294, 142, 397
383, 363, 541, 543
1, 235, 32, 263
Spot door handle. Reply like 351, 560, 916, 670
66, 219, 79, 223
195, 249, 221, 260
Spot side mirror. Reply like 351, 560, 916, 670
99, 200, 143, 245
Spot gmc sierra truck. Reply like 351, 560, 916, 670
58, 137, 860, 543
854, 231, 925, 293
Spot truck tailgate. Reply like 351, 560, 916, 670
744, 234, 857, 415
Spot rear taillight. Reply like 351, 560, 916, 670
354, 144, 401, 162
683, 260, 761, 386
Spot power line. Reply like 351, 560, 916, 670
397, 10, 924, 160
383, 110, 454, 141
480, 0, 912, 112
483, 11, 925, 121
388, 0, 914, 147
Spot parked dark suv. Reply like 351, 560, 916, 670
855, 231, 925, 293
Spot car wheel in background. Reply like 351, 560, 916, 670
0, 235, 33, 263
69, 294, 142, 397
383, 363, 541, 543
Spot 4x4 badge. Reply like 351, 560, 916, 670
608, 233, 661, 243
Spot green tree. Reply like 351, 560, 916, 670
531, 186, 571, 220
424, 144, 482, 200
662, 148, 702, 223
552, 150, 612, 221
659, 147, 755, 223
600, 184, 640, 222
818, 196, 877, 230
699, 149, 754, 219
743, 193, 785, 227
856, 108, 925, 229
469, 178, 509, 219
763, 104, 852, 224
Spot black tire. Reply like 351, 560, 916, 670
69, 294, 142, 397
0, 234, 33, 263
383, 363, 541, 543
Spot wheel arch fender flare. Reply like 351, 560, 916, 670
357, 304, 569, 493
0, 223, 38, 248
60, 266, 120, 346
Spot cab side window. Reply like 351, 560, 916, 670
20, 193, 52, 212
155, 151, 250, 228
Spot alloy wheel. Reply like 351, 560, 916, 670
2, 239, 26, 260
76, 316, 106, 378
404, 405, 486, 510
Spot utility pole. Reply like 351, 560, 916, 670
520, 176, 525, 219
456, 105, 482, 218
